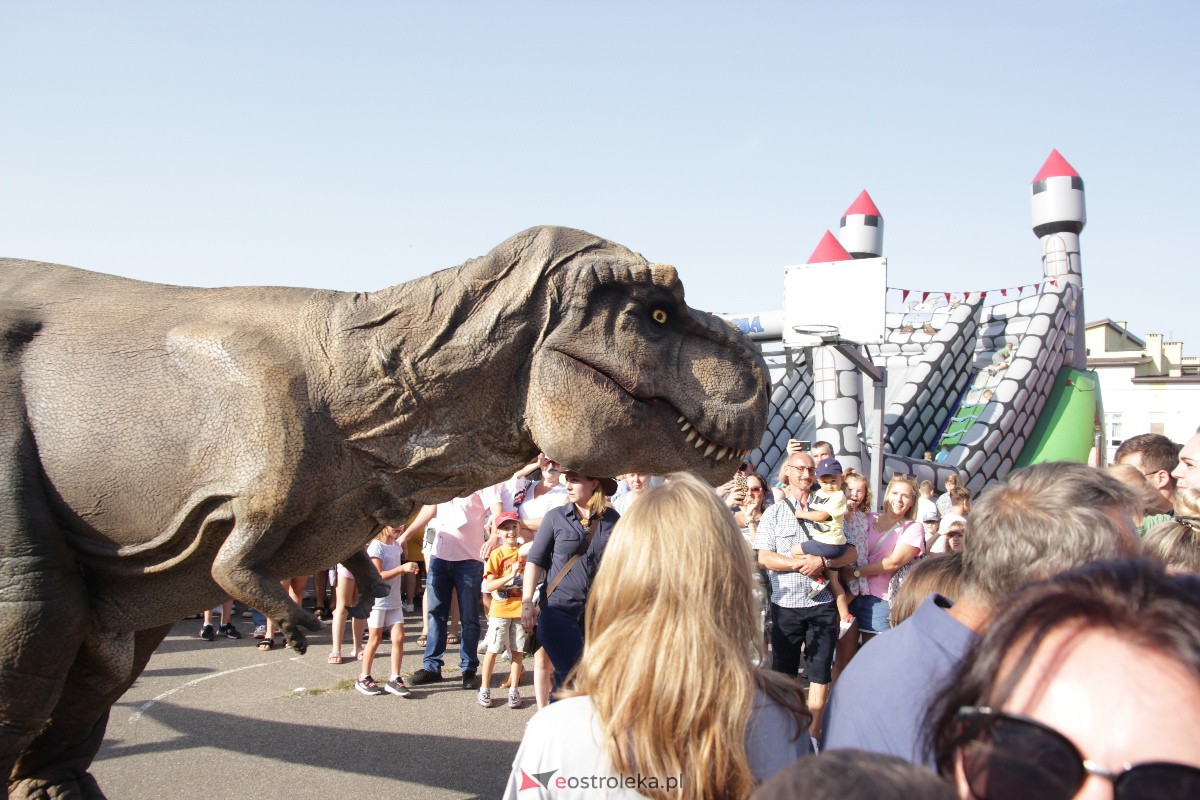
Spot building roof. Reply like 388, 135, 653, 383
1086, 318, 1146, 347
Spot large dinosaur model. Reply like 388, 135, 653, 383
0, 225, 769, 798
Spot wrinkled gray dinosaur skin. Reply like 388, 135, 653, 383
0, 226, 768, 798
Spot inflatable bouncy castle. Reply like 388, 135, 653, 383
724, 150, 1102, 494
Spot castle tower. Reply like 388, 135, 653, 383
1031, 149, 1086, 368
839, 190, 884, 258
799, 230, 867, 471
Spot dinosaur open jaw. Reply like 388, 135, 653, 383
552, 349, 750, 465
678, 415, 753, 463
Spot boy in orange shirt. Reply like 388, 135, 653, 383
478, 513, 527, 708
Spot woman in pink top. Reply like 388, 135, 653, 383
840, 475, 921, 642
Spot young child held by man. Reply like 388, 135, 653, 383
790, 458, 854, 637
356, 524, 420, 697
477, 512, 528, 708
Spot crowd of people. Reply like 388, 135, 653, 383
190, 424, 1200, 798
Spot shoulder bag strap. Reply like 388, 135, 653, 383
544, 516, 599, 602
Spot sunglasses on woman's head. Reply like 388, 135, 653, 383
955, 707, 1200, 800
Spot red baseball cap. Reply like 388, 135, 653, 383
494, 512, 520, 528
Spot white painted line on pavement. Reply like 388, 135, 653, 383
128, 656, 303, 724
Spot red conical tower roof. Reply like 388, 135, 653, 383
806, 230, 852, 264
843, 189, 881, 217
1032, 149, 1080, 183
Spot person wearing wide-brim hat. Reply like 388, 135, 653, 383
521, 469, 620, 694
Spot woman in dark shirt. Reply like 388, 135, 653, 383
521, 470, 619, 692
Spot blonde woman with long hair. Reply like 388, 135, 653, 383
506, 473, 812, 800
844, 474, 921, 638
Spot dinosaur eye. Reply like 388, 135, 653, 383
651, 308, 669, 325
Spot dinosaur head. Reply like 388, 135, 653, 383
519, 227, 769, 484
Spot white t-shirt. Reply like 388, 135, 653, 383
515, 479, 569, 523
503, 693, 811, 799
917, 497, 939, 524
366, 539, 405, 610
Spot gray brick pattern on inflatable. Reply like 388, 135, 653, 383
752, 283, 1078, 494
868, 298, 984, 459
752, 352, 815, 482
950, 284, 1076, 492
812, 345, 867, 474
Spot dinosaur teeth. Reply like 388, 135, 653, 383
677, 416, 748, 463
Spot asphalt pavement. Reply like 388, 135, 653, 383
92, 612, 533, 800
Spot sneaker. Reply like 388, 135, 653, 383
407, 668, 443, 686
507, 688, 521, 709
806, 580, 828, 600
477, 640, 489, 656
253, 625, 267, 639
362, 628, 370, 642
477, 688, 492, 708
384, 678, 412, 698
355, 675, 385, 696
401, 601, 415, 614
219, 623, 242, 640
461, 670, 480, 690
199, 624, 215, 641
838, 616, 854, 640
500, 649, 511, 663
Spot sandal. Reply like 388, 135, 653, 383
327, 652, 344, 664
257, 639, 275, 651
447, 634, 460, 645
416, 635, 427, 647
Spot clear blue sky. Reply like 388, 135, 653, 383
3, 2, 1196, 348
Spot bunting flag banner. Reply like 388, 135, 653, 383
888, 281, 1052, 303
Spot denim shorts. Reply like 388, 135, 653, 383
850, 594, 891, 635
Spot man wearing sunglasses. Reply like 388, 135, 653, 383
822, 462, 1141, 766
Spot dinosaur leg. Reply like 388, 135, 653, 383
8, 624, 171, 800
211, 518, 325, 655
341, 548, 390, 618
1, 343, 91, 793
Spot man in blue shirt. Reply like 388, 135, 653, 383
821, 462, 1141, 765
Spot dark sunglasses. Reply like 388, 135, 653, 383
955, 706, 1200, 800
